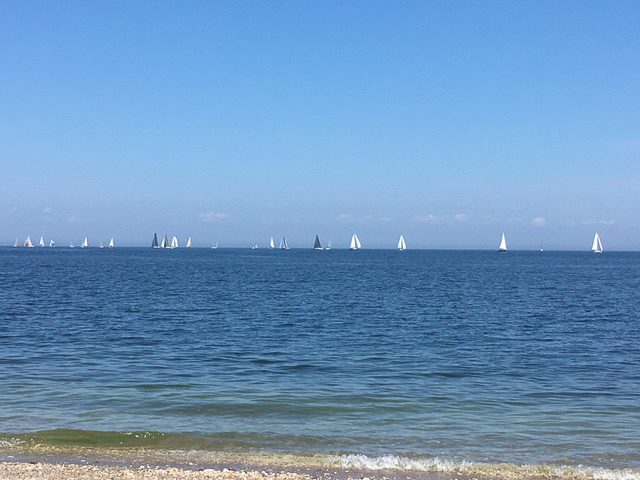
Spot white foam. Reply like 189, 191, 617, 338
332, 454, 640, 480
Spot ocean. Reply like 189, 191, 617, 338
1, 247, 639, 479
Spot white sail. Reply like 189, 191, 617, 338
81, 237, 88, 248
212, 241, 218, 249
269, 237, 275, 249
186, 237, 192, 248
50, 239, 55, 247
160, 236, 167, 248
279, 237, 289, 249
498, 233, 507, 252
14, 238, 18, 247
252, 242, 258, 249
326, 241, 332, 251
70, 241, 74, 248
171, 236, 179, 248
540, 239, 544, 252
99, 242, 104, 249
592, 232, 603, 253
39, 236, 45, 247
397, 235, 407, 251
350, 234, 361, 251
108, 238, 114, 248
25, 236, 34, 248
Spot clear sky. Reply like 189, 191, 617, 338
1, 1, 639, 249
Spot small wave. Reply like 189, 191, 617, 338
333, 454, 640, 480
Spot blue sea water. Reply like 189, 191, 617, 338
1, 247, 639, 478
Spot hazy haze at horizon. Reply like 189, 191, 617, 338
1, 1, 639, 249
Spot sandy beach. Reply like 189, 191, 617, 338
0, 462, 322, 480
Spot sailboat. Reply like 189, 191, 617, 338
171, 236, 179, 249
326, 241, 332, 251
70, 241, 75, 248
161, 234, 170, 249
99, 242, 104, 249
152, 233, 159, 248
269, 237, 275, 249
591, 232, 603, 254
313, 234, 323, 250
186, 237, 192, 248
397, 235, 407, 251
349, 234, 361, 251
39, 236, 45, 247
498, 233, 507, 252
279, 237, 289, 250
540, 239, 544, 252
252, 242, 258, 249
49, 240, 55, 248
211, 241, 218, 249
13, 238, 18, 247
81, 237, 88, 248
108, 238, 114, 248
24, 236, 34, 248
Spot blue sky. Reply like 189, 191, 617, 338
1, 1, 639, 249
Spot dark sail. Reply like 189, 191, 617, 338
313, 234, 322, 250
152, 233, 159, 248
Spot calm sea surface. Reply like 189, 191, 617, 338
1, 248, 639, 478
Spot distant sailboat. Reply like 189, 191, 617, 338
313, 234, 323, 250
591, 232, 603, 254
211, 241, 218, 249
540, 239, 544, 252
81, 237, 88, 248
161, 234, 170, 249
108, 238, 114, 248
13, 238, 18, 247
49, 239, 55, 248
24, 236, 34, 248
326, 241, 332, 251
99, 242, 104, 249
171, 236, 178, 249
252, 242, 258, 249
350, 234, 361, 251
70, 241, 75, 248
186, 237, 192, 248
39, 236, 45, 247
498, 233, 507, 252
279, 237, 289, 250
397, 235, 407, 251
269, 237, 275, 249
152, 233, 159, 248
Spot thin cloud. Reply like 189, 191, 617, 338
532, 217, 546, 227
413, 214, 440, 223
337, 213, 352, 222
199, 212, 230, 223
454, 213, 469, 222
581, 219, 616, 226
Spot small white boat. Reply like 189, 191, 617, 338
326, 241, 332, 251
70, 241, 75, 248
171, 236, 179, 249
160, 234, 170, 249
24, 236, 34, 248
268, 237, 275, 249
108, 238, 114, 248
252, 242, 258, 249
186, 237, 192, 248
39, 236, 45, 247
313, 234, 323, 250
591, 232, 603, 254
49, 239, 55, 248
13, 238, 18, 247
81, 237, 88, 248
349, 234, 361, 251
99, 242, 104, 249
211, 241, 218, 249
279, 237, 289, 250
498, 233, 507, 252
397, 235, 407, 251
540, 239, 544, 252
